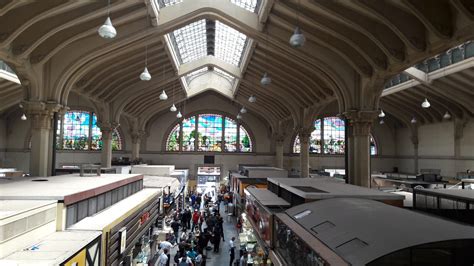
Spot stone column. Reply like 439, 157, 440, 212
25, 102, 61, 176
299, 129, 313, 178
275, 138, 284, 169
99, 123, 116, 169
131, 132, 141, 161
454, 118, 467, 159
344, 111, 378, 187
410, 129, 419, 174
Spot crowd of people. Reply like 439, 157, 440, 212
155, 190, 238, 266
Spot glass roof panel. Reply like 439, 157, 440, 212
215, 21, 248, 66
169, 19, 207, 64
156, 0, 183, 8
231, 0, 261, 13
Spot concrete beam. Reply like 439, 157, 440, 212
178, 56, 242, 78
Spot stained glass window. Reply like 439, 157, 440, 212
63, 111, 90, 150
293, 117, 377, 156
167, 124, 180, 151
224, 117, 238, 152
165, 113, 253, 152
323, 117, 345, 154
182, 116, 196, 151
58, 111, 122, 151
239, 125, 252, 152
198, 114, 223, 152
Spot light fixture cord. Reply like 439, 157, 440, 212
107, 0, 111, 17
296, 0, 300, 26
145, 44, 148, 66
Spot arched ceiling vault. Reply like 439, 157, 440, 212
0, 0, 473, 132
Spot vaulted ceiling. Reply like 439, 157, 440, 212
0, 0, 473, 133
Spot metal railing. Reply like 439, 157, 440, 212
384, 40, 473, 89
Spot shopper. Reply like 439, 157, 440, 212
156, 248, 168, 266
171, 219, 180, 241
229, 237, 236, 266
178, 253, 193, 266
212, 227, 221, 252
192, 209, 200, 231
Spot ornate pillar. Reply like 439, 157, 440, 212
99, 122, 117, 168
410, 126, 419, 174
344, 111, 378, 187
131, 131, 145, 161
25, 102, 61, 176
298, 128, 313, 178
274, 137, 285, 169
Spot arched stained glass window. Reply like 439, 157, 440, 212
167, 124, 181, 151
165, 113, 253, 152
293, 117, 377, 155
198, 114, 223, 152
323, 117, 345, 154
57, 111, 122, 151
239, 125, 252, 152
224, 117, 238, 152
182, 116, 196, 151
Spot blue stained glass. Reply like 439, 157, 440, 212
182, 116, 196, 151
323, 117, 345, 154
198, 114, 223, 151
63, 111, 90, 150
224, 118, 238, 152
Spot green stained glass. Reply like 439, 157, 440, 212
224, 118, 237, 152
167, 124, 180, 151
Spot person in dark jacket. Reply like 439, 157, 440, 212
171, 219, 180, 241
212, 228, 221, 252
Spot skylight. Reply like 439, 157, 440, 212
231, 0, 261, 13
170, 19, 207, 64
215, 21, 248, 66
156, 0, 183, 8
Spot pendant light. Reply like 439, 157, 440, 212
290, 27, 306, 48
236, 113, 242, 120
289, 0, 305, 48
260, 72, 271, 86
411, 117, 417, 124
176, 111, 182, 119
379, 119, 384, 125
21, 114, 27, 121
421, 98, 430, 108
159, 90, 168, 100
170, 104, 177, 112
140, 45, 151, 81
248, 95, 256, 103
240, 107, 247, 114
98, 0, 117, 39
379, 109, 385, 118
443, 111, 451, 120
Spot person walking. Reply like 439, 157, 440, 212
156, 248, 168, 266
229, 237, 236, 266
192, 209, 200, 231
212, 228, 221, 252
171, 218, 180, 241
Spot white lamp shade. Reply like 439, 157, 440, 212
236, 114, 242, 120
140, 67, 151, 81
421, 98, 430, 108
260, 72, 271, 86
159, 90, 168, 100
411, 117, 417, 124
248, 95, 256, 103
240, 107, 247, 114
98, 17, 117, 39
443, 111, 451, 119
379, 110, 385, 118
379, 119, 384, 125
176, 111, 182, 118
289, 27, 306, 48
170, 104, 177, 112
21, 114, 27, 121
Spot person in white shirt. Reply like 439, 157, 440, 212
156, 249, 169, 266
229, 237, 236, 266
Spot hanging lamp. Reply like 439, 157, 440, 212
170, 104, 177, 112
443, 111, 451, 120
248, 95, 256, 103
260, 72, 271, 86
289, 1, 305, 48
379, 109, 385, 118
140, 45, 151, 81
379, 119, 384, 125
236, 113, 242, 120
21, 114, 27, 121
176, 111, 182, 119
240, 107, 247, 114
159, 90, 168, 100
411, 117, 417, 124
98, 0, 117, 39
421, 98, 430, 108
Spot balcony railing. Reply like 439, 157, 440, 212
385, 40, 473, 89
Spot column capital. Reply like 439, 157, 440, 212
23, 101, 62, 130
131, 130, 147, 144
296, 127, 314, 144
97, 121, 119, 133
272, 132, 286, 144
343, 110, 378, 136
